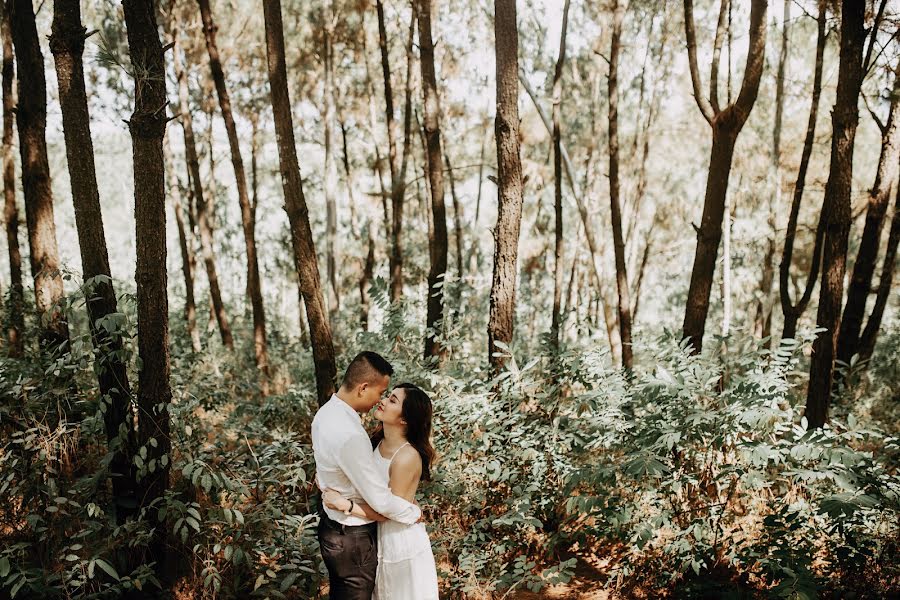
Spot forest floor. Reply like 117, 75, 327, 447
507, 555, 615, 600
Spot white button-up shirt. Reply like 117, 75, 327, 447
312, 394, 421, 526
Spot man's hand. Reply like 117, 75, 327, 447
322, 488, 351, 513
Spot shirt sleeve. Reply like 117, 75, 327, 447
336, 434, 422, 524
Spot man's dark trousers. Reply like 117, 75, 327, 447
318, 507, 377, 599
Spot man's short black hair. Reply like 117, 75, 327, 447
341, 351, 393, 389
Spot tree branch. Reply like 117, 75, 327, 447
710, 0, 729, 114
683, 0, 716, 124
733, 0, 768, 121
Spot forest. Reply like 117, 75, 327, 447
0, 0, 898, 598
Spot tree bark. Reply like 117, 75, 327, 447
197, 0, 267, 381
263, 0, 337, 406
489, 0, 525, 373
379, 0, 416, 303
755, 0, 791, 340
360, 222, 375, 330
418, 0, 448, 363
170, 34, 233, 350
443, 151, 464, 282
1, 5, 23, 358
858, 182, 900, 362
164, 136, 201, 353
122, 0, 172, 580
681, 0, 767, 354
805, 0, 865, 429
779, 0, 827, 342
550, 0, 570, 353
836, 64, 900, 367
323, 4, 340, 319
50, 0, 137, 522
608, 0, 633, 368
9, 0, 69, 353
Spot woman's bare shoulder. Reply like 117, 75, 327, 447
392, 445, 422, 474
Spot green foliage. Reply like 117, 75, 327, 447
1, 279, 898, 599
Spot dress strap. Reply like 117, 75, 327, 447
389, 441, 410, 462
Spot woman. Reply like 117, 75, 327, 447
323, 383, 439, 600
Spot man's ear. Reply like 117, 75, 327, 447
358, 382, 368, 396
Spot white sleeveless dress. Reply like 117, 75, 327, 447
372, 442, 439, 600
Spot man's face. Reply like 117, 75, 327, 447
358, 374, 390, 411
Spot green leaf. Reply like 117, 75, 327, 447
0, 557, 9, 577
94, 559, 120, 581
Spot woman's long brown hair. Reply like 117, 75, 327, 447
370, 383, 436, 481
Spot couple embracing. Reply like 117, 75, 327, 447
312, 351, 440, 599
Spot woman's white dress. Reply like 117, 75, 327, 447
372, 442, 439, 600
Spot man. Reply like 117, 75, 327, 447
312, 351, 421, 599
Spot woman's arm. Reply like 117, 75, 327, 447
322, 489, 388, 522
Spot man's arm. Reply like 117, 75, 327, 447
322, 489, 388, 522
336, 435, 421, 524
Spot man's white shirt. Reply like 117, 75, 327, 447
312, 394, 421, 526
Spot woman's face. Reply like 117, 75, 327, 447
374, 387, 406, 426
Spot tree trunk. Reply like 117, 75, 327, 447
444, 151, 464, 282
805, 0, 865, 429
197, 0, 267, 380
170, 34, 233, 350
721, 193, 733, 337
608, 0, 633, 368
50, 0, 136, 522
360, 223, 375, 330
380, 0, 416, 303
489, 0, 525, 373
323, 5, 340, 319
340, 117, 359, 238
9, 0, 69, 353
360, 24, 391, 236
681, 0, 767, 354
263, 0, 337, 406
836, 65, 900, 367
858, 184, 900, 362
549, 0, 570, 353
780, 0, 827, 342
417, 0, 448, 364
756, 0, 790, 340
1, 5, 23, 358
122, 0, 172, 581
164, 137, 202, 353
518, 70, 621, 364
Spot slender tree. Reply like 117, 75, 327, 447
9, 0, 70, 353
755, 0, 790, 340
488, 0, 525, 373
418, 0, 448, 363
681, 0, 767, 353
322, 2, 340, 319
164, 137, 202, 353
549, 0, 570, 352
170, 33, 233, 350
805, 0, 865, 429
263, 0, 337, 406
197, 0, 269, 387
50, 0, 137, 521
444, 151, 464, 281
858, 183, 900, 362
836, 64, 900, 367
1, 5, 23, 358
122, 0, 172, 578
779, 0, 827, 342
378, 0, 416, 302
607, 0, 633, 368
